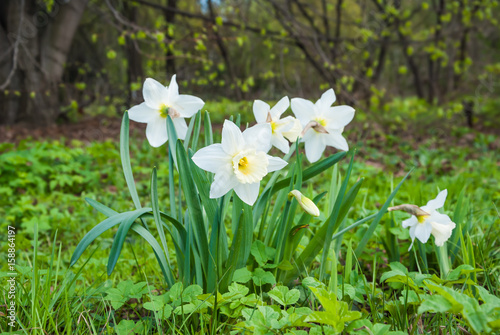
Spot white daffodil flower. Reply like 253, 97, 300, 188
288, 190, 320, 217
192, 120, 288, 205
253, 97, 302, 154
291, 89, 355, 163
128, 75, 204, 147
281, 118, 302, 143
400, 189, 456, 251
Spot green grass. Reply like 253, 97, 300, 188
0, 97, 499, 334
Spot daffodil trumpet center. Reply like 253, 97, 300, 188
417, 214, 430, 224
232, 149, 269, 184
159, 104, 180, 119
301, 120, 329, 137
266, 112, 278, 134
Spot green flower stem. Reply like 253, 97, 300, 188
437, 245, 450, 279
330, 212, 380, 241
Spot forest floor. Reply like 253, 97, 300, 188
1, 111, 498, 170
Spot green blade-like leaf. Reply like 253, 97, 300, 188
70, 208, 151, 267
354, 170, 412, 256
191, 110, 202, 152
204, 111, 213, 147
273, 151, 346, 193
150, 167, 174, 281
176, 140, 209, 273
85, 197, 118, 217
108, 208, 154, 274
166, 116, 179, 169
285, 178, 363, 283
188, 148, 218, 225
120, 112, 142, 209
131, 223, 175, 287
254, 151, 347, 222
221, 197, 253, 291
319, 153, 355, 280
450, 186, 467, 263
184, 111, 199, 151
282, 192, 327, 267
207, 200, 224, 292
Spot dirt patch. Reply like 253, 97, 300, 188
0, 117, 146, 144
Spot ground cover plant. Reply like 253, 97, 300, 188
0, 86, 499, 334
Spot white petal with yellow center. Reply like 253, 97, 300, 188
232, 149, 269, 184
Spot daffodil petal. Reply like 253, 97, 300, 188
221, 120, 244, 154
210, 171, 239, 199
304, 132, 326, 163
143, 78, 168, 109
267, 155, 288, 172
174, 94, 205, 118
413, 222, 433, 244
291, 98, 316, 126
128, 102, 159, 123
402, 216, 418, 228
233, 182, 260, 205
271, 133, 290, 154
273, 116, 294, 132
192, 144, 229, 173
172, 117, 188, 140
425, 189, 448, 210
242, 123, 272, 153
325, 105, 355, 129
282, 118, 302, 142
316, 88, 336, 111
145, 117, 168, 147
270, 96, 290, 119
167, 74, 179, 102
324, 131, 349, 152
253, 100, 270, 123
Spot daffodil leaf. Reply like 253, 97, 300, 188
355, 169, 412, 256
130, 223, 174, 287
120, 112, 142, 209
176, 140, 209, 274
70, 208, 151, 268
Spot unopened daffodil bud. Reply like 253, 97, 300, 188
288, 190, 320, 217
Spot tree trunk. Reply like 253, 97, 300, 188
0, 0, 88, 126
123, 0, 144, 105
164, 0, 177, 77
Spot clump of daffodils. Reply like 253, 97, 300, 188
389, 190, 456, 251
128, 76, 356, 205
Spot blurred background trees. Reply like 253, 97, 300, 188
1, 0, 499, 125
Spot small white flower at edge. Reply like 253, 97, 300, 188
253, 97, 302, 154
389, 189, 456, 251
191, 120, 288, 205
291, 89, 355, 163
288, 190, 320, 217
128, 75, 205, 147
